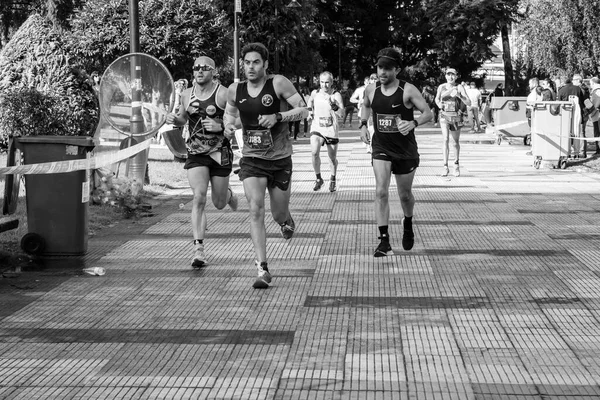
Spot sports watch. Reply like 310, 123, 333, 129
275, 112, 283, 122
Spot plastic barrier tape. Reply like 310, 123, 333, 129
530, 131, 600, 142
0, 138, 151, 176
493, 120, 528, 130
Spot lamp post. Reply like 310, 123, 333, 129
127, 0, 146, 182
338, 33, 342, 84
274, 0, 280, 73
234, 0, 241, 81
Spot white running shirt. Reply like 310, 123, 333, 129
310, 90, 339, 139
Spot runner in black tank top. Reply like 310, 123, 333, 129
359, 47, 432, 259
223, 42, 309, 290
165, 56, 239, 270
371, 81, 419, 161
236, 76, 291, 160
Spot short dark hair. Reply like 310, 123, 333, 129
241, 42, 269, 63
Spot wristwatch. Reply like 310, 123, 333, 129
413, 120, 419, 128
359, 119, 368, 129
275, 112, 283, 122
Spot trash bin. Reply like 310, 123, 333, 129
15, 136, 95, 256
488, 96, 530, 145
530, 101, 573, 169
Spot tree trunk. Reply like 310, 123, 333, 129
500, 23, 514, 96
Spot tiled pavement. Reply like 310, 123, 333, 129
2, 126, 600, 399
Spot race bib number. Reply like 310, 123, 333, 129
319, 116, 333, 127
246, 129, 273, 150
376, 113, 399, 133
442, 100, 456, 112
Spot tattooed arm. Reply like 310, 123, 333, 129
223, 82, 241, 141
256, 75, 309, 128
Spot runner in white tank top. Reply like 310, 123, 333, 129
308, 71, 344, 192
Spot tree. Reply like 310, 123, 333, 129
1, 0, 82, 49
68, 0, 232, 82
220, 0, 325, 84
518, 0, 600, 77
0, 14, 99, 143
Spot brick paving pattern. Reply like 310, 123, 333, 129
2, 127, 600, 399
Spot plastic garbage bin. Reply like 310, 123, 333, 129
16, 136, 95, 255
488, 96, 530, 145
530, 101, 573, 169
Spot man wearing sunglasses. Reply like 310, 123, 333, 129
223, 42, 309, 289
166, 56, 238, 269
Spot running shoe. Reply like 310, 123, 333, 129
192, 243, 206, 268
402, 218, 415, 251
329, 181, 336, 192
453, 165, 460, 177
313, 178, 324, 191
227, 187, 238, 211
280, 215, 295, 240
252, 260, 272, 289
441, 166, 449, 177
374, 237, 394, 257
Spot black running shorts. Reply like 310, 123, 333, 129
184, 152, 232, 177
238, 156, 293, 191
311, 131, 340, 146
372, 153, 419, 175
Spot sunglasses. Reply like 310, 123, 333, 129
193, 65, 213, 72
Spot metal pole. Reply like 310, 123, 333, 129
338, 33, 342, 84
127, 0, 147, 182
274, 3, 279, 73
234, 0, 241, 82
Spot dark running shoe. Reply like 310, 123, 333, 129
374, 237, 394, 257
402, 217, 415, 251
329, 181, 336, 192
191, 243, 206, 268
313, 178, 324, 191
280, 215, 295, 240
252, 260, 272, 289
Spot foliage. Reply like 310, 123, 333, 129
426, 0, 518, 80
0, 13, 99, 141
1, 1, 84, 48
91, 168, 145, 215
302, 0, 521, 88
517, 0, 600, 77
67, 0, 232, 83
13, 0, 598, 96
226, 0, 324, 82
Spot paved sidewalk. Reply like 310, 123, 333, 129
2, 126, 600, 399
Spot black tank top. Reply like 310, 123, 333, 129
235, 77, 291, 159
185, 83, 227, 155
371, 81, 419, 160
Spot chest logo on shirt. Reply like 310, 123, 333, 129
206, 105, 217, 117
261, 94, 274, 107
